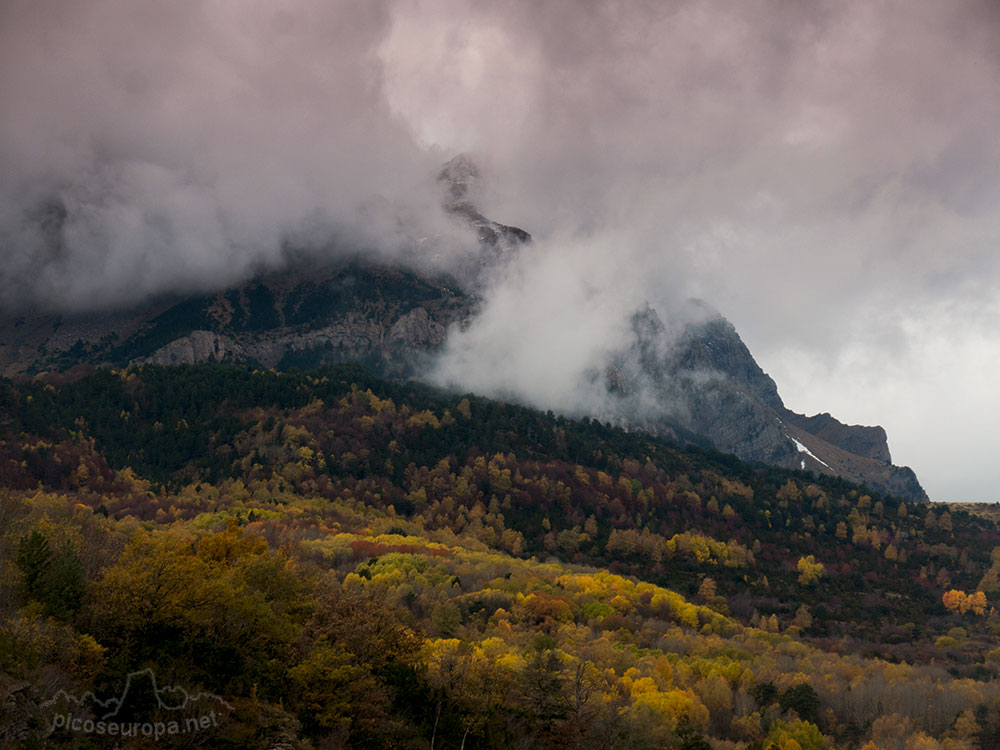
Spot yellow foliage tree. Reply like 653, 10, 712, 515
969, 590, 988, 615
796, 555, 825, 586
942, 589, 989, 616
765, 719, 825, 750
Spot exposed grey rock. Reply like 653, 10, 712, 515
140, 330, 243, 366
604, 302, 927, 502
387, 307, 446, 349
784, 411, 892, 464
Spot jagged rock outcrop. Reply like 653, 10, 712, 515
141, 330, 243, 366
439, 155, 531, 278
387, 306, 447, 349
784, 411, 892, 464
605, 302, 927, 502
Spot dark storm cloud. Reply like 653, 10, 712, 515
0, 0, 475, 311
3, 0, 999, 498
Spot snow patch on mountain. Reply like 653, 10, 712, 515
789, 435, 831, 470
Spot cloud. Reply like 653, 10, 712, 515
0, 0, 479, 311
3, 0, 999, 499
428, 231, 640, 415
381, 0, 1000, 499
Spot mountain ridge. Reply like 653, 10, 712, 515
0, 167, 927, 501
0, 256, 927, 502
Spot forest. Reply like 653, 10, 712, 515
2, 363, 1000, 749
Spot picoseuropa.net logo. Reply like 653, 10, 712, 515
42, 668, 232, 742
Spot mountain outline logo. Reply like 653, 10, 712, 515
42, 668, 232, 740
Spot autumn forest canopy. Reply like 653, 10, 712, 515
3, 363, 1000, 749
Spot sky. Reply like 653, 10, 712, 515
1, 0, 999, 501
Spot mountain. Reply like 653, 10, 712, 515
0, 161, 927, 502
605, 303, 926, 501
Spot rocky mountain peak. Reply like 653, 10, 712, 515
604, 298, 926, 501
436, 155, 531, 284
438, 154, 482, 209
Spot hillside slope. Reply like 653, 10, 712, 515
0, 262, 927, 502
0, 363, 995, 748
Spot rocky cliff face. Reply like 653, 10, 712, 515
783, 412, 892, 464
0, 263, 474, 380
603, 303, 927, 501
